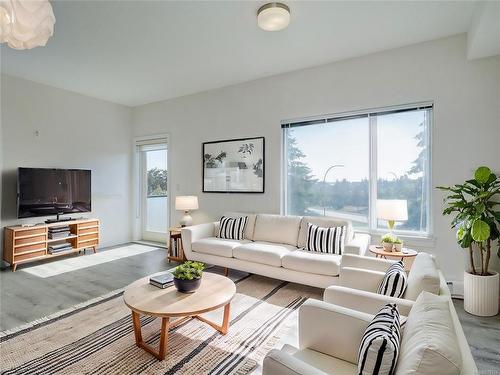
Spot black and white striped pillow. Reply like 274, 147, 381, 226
305, 223, 346, 254
217, 216, 248, 240
378, 261, 407, 298
358, 303, 401, 375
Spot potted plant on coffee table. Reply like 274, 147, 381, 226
172, 261, 206, 293
437, 166, 499, 316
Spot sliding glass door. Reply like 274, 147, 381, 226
139, 143, 168, 242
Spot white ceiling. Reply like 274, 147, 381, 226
1, 1, 497, 107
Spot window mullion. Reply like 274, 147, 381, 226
282, 129, 288, 215
369, 114, 378, 231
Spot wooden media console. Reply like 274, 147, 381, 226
3, 218, 100, 271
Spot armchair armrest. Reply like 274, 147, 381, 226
344, 233, 371, 255
299, 299, 372, 364
323, 285, 414, 316
339, 267, 386, 293
181, 222, 216, 258
341, 253, 396, 272
263, 349, 328, 375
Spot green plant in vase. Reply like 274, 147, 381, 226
437, 166, 500, 316
172, 261, 206, 293
381, 234, 403, 252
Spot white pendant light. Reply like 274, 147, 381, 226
257, 2, 290, 31
0, 0, 55, 50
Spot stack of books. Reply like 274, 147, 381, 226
48, 225, 71, 239
48, 242, 72, 254
150, 272, 174, 289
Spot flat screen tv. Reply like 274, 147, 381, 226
17, 168, 91, 219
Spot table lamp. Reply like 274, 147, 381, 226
376, 199, 408, 232
175, 196, 198, 227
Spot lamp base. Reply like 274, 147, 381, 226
180, 211, 193, 227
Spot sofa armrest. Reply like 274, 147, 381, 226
344, 233, 371, 255
339, 266, 387, 293
341, 253, 396, 272
299, 299, 371, 364
323, 285, 414, 316
263, 349, 329, 375
181, 222, 216, 258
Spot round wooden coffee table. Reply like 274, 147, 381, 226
123, 272, 236, 360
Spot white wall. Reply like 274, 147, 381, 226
0, 75, 133, 252
131, 35, 500, 286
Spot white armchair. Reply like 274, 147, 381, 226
263, 299, 369, 375
323, 252, 441, 315
263, 293, 478, 375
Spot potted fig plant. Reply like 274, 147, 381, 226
172, 261, 206, 293
437, 166, 499, 316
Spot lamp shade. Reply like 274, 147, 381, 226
175, 196, 198, 211
376, 199, 408, 221
0, 0, 55, 50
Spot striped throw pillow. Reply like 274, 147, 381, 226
305, 223, 346, 254
217, 216, 248, 240
358, 303, 401, 375
378, 261, 407, 298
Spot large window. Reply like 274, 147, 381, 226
283, 104, 432, 236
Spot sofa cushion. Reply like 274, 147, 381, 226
217, 216, 248, 240
298, 216, 353, 249
378, 261, 408, 298
192, 237, 249, 258
358, 303, 401, 375
253, 214, 302, 246
395, 292, 461, 375
404, 253, 440, 300
233, 241, 296, 267
223, 211, 256, 240
305, 223, 346, 255
282, 249, 341, 276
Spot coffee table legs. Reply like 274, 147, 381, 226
131, 302, 231, 360
132, 311, 170, 360
194, 303, 231, 334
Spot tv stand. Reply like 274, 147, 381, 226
3, 218, 100, 271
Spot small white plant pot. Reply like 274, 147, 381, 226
393, 243, 403, 252
464, 271, 499, 317
382, 242, 393, 252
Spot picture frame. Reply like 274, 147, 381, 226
202, 136, 265, 193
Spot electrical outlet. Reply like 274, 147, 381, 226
446, 281, 454, 294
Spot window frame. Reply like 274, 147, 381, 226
281, 102, 433, 239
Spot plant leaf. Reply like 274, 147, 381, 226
475, 166, 491, 184
471, 219, 490, 242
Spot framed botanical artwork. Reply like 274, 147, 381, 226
202, 137, 265, 193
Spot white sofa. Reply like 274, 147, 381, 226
262, 253, 478, 375
181, 213, 371, 288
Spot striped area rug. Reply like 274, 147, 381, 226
0, 274, 322, 375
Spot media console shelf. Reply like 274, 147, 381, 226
3, 218, 100, 271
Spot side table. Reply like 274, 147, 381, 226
168, 227, 185, 262
368, 245, 417, 271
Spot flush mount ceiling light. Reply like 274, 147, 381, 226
257, 2, 290, 31
0, 0, 55, 50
